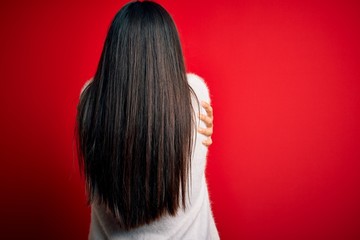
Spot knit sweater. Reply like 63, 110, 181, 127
87, 73, 220, 240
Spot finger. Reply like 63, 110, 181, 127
202, 137, 213, 147
199, 114, 213, 128
198, 127, 213, 137
201, 101, 213, 118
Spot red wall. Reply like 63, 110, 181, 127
1, 0, 359, 239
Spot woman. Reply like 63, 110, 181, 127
75, 1, 219, 239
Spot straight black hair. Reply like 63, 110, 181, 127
75, 0, 197, 230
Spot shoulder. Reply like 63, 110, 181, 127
186, 73, 211, 103
80, 77, 93, 96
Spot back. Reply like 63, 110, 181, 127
88, 73, 220, 240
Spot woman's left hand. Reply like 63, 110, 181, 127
198, 101, 214, 147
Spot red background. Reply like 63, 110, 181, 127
1, 0, 359, 239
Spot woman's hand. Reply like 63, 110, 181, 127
198, 101, 214, 147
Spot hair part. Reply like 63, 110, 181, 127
75, 1, 197, 229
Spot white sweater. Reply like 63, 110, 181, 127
88, 73, 220, 240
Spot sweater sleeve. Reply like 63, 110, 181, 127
187, 73, 211, 105
187, 73, 211, 133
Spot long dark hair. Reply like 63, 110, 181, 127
75, 1, 197, 230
